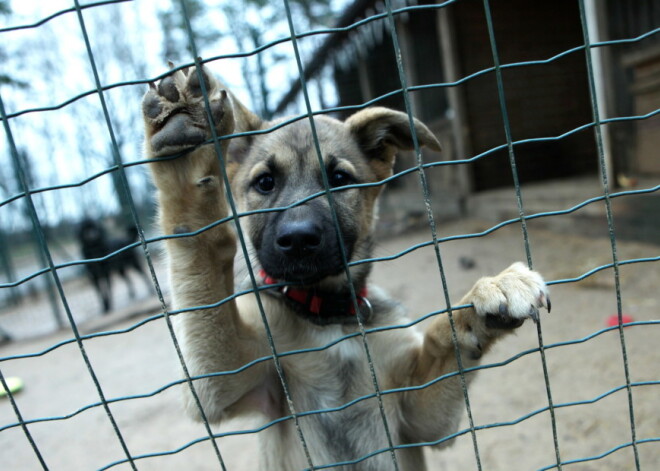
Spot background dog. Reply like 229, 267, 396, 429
142, 64, 550, 470
78, 218, 151, 313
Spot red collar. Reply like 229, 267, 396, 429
260, 270, 371, 325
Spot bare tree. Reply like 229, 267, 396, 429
77, 4, 156, 225
157, 0, 337, 118
0, 1, 27, 89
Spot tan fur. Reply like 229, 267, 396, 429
142, 65, 549, 470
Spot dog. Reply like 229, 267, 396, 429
78, 218, 151, 313
142, 64, 550, 470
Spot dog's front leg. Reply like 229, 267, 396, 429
143, 65, 266, 422
401, 262, 549, 444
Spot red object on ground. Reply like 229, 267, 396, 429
606, 314, 634, 327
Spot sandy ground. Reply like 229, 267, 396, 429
0, 219, 658, 471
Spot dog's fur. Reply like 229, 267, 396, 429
78, 218, 150, 313
142, 65, 549, 470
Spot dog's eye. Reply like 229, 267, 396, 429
329, 170, 353, 188
254, 173, 275, 194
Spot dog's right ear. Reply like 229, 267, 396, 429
346, 107, 441, 180
224, 97, 263, 179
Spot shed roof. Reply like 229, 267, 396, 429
274, 0, 378, 114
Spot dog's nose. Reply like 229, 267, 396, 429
275, 220, 323, 256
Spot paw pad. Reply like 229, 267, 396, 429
158, 76, 180, 103
142, 62, 232, 156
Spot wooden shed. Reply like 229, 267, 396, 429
275, 0, 659, 216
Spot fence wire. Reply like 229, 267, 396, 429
0, 0, 659, 470
577, 1, 641, 468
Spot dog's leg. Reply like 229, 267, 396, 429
102, 274, 112, 313
142, 65, 266, 422
401, 262, 549, 443
90, 270, 111, 313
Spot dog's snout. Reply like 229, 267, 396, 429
276, 220, 323, 256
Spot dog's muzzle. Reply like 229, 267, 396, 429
274, 219, 324, 258
257, 204, 354, 283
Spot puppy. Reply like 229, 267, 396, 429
142, 64, 549, 470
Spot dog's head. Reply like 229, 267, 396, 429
232, 107, 441, 288
79, 218, 106, 246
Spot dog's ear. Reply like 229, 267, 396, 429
225, 97, 264, 180
346, 107, 442, 172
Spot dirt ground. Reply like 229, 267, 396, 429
0, 219, 658, 471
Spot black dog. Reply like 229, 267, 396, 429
78, 218, 151, 313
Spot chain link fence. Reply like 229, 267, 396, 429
1, 0, 659, 470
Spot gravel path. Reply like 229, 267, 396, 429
1, 220, 658, 470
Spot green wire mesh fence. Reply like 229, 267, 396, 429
1, 0, 659, 470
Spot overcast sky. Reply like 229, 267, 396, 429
1, 0, 348, 231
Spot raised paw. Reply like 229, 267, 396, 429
470, 262, 550, 330
142, 62, 234, 158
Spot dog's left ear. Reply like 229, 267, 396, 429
346, 107, 442, 171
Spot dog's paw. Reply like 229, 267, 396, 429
142, 62, 234, 157
469, 262, 550, 330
